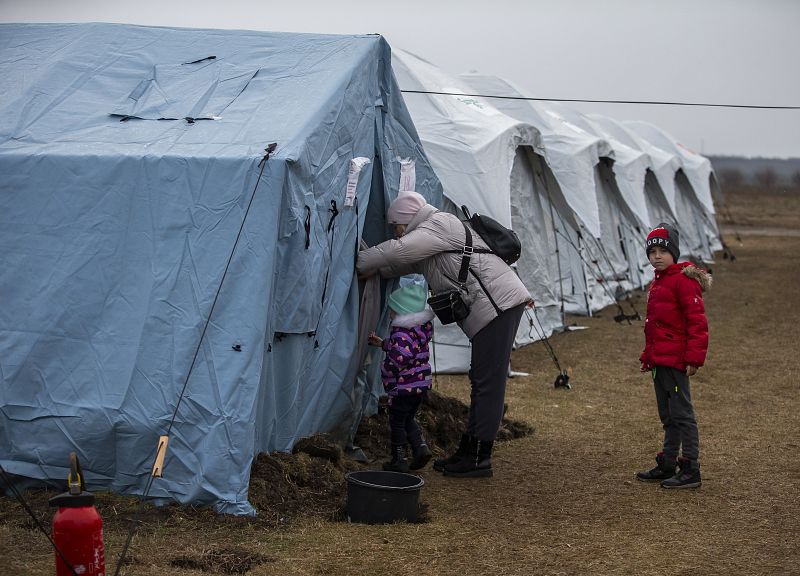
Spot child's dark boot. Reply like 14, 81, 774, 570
382, 445, 409, 473
443, 437, 493, 478
661, 457, 701, 489
433, 433, 470, 472
636, 452, 677, 482
409, 443, 432, 470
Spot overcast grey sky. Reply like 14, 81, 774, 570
2, 0, 798, 158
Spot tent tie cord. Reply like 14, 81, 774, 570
353, 196, 359, 268
320, 200, 341, 302
313, 199, 342, 349
327, 200, 339, 232
182, 55, 216, 65
581, 229, 640, 323
272, 331, 315, 343
554, 228, 630, 321
304, 206, 311, 249
111, 142, 278, 576
543, 179, 566, 325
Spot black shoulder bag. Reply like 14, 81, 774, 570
460, 205, 521, 265
427, 224, 473, 325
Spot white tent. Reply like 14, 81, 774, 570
545, 103, 654, 293
624, 121, 722, 262
392, 50, 567, 373
460, 74, 649, 315
586, 114, 678, 233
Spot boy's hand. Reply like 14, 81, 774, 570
368, 332, 383, 347
686, 365, 698, 377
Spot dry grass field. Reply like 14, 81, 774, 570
1, 186, 799, 575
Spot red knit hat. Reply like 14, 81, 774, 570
645, 223, 680, 263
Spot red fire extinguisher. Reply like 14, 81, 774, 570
49, 453, 105, 576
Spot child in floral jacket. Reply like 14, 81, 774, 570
369, 283, 434, 472
637, 223, 712, 489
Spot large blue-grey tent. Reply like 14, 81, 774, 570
0, 22, 441, 514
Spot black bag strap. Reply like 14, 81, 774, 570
457, 224, 473, 286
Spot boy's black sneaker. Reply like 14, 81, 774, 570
661, 459, 701, 489
636, 452, 676, 482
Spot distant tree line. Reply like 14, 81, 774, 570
718, 167, 800, 191
710, 156, 800, 191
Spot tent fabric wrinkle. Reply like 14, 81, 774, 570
112, 60, 259, 120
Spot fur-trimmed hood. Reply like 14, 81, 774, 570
682, 263, 712, 292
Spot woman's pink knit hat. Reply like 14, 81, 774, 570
387, 191, 427, 225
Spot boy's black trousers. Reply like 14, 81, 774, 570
652, 365, 700, 462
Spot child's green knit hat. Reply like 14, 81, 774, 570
388, 284, 427, 315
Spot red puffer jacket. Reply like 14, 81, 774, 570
640, 262, 712, 371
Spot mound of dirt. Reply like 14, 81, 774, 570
247, 389, 534, 522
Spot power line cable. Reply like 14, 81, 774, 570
399, 90, 800, 110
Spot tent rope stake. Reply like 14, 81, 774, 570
524, 305, 571, 389
112, 142, 278, 576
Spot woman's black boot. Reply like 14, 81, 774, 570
443, 438, 493, 478
433, 433, 470, 472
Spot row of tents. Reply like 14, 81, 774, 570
392, 50, 724, 372
0, 23, 724, 514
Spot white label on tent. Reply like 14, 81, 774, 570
442, 85, 498, 116
399, 158, 416, 192
345, 157, 371, 206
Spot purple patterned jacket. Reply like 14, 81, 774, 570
380, 321, 433, 397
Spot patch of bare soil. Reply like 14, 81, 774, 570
170, 547, 275, 574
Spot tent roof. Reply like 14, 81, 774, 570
459, 73, 612, 237
392, 49, 542, 228
546, 103, 650, 229
587, 113, 682, 216
623, 120, 716, 215
0, 22, 388, 165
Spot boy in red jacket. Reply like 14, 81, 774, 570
637, 223, 712, 488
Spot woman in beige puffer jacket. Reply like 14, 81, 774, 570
357, 192, 530, 478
